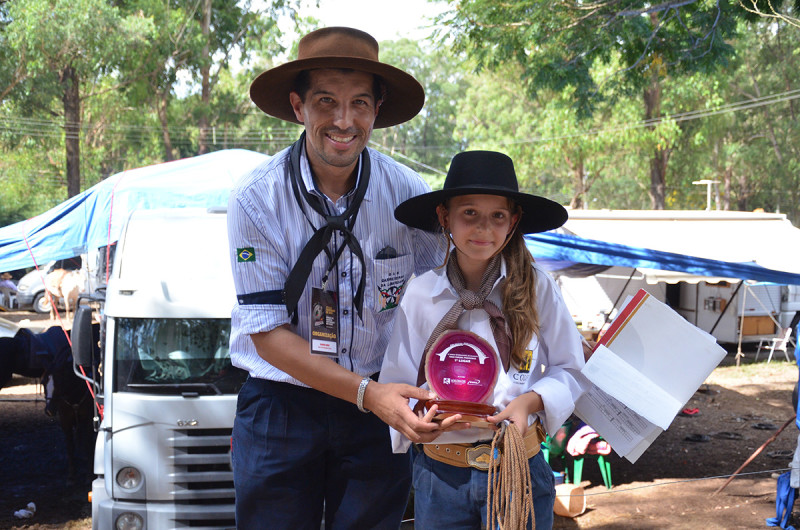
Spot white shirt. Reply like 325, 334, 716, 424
228, 144, 442, 384
379, 258, 586, 453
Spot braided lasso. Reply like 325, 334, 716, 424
487, 422, 534, 529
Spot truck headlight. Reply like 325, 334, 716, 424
115, 512, 144, 530
116, 467, 142, 490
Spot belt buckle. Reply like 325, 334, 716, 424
466, 444, 494, 470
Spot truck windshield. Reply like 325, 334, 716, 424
114, 318, 246, 395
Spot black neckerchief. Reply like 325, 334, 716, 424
284, 132, 370, 321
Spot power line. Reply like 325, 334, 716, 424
2, 86, 799, 152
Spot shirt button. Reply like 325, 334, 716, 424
343, 309, 349, 315
341, 272, 347, 277
341, 348, 347, 354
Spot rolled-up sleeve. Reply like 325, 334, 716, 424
228, 182, 292, 337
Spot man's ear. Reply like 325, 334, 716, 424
289, 92, 305, 123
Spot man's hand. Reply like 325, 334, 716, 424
363, 382, 468, 443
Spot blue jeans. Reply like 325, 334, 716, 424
412, 446, 555, 529
232, 377, 412, 529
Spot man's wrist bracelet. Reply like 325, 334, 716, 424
356, 376, 370, 413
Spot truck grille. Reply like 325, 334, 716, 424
168, 428, 235, 528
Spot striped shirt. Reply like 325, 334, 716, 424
227, 143, 443, 385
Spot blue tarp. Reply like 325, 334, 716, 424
4, 148, 800, 288
0, 149, 269, 272
526, 232, 800, 285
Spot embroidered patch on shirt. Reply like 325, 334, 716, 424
518, 349, 533, 373
377, 271, 406, 312
237, 247, 256, 262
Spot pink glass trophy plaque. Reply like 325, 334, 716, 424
422, 329, 499, 426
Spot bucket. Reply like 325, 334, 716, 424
553, 483, 586, 518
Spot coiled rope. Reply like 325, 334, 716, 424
487, 421, 534, 529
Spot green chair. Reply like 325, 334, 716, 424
543, 428, 612, 489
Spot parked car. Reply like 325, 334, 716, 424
15, 257, 83, 313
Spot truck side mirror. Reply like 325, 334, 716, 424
72, 305, 95, 367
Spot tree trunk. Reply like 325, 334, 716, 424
564, 152, 585, 209
157, 89, 175, 161
736, 173, 749, 211
197, 0, 212, 155
722, 166, 732, 211
62, 65, 81, 198
644, 77, 668, 209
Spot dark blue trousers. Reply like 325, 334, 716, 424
232, 377, 412, 529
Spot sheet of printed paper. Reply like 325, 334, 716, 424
581, 345, 682, 429
575, 289, 727, 462
599, 290, 727, 408
574, 380, 663, 462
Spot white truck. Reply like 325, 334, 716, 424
72, 207, 245, 530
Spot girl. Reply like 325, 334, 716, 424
379, 150, 586, 529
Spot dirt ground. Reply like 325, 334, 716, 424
1, 309, 799, 529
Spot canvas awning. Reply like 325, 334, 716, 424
0, 149, 269, 272
526, 227, 800, 286
561, 210, 800, 279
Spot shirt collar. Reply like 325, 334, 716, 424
429, 255, 509, 299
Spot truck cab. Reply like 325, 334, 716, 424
73, 207, 245, 530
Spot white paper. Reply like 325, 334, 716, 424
574, 383, 663, 463
582, 345, 682, 429
575, 290, 728, 462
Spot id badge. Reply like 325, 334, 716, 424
310, 286, 338, 356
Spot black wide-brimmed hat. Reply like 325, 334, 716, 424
395, 151, 568, 234
250, 26, 424, 129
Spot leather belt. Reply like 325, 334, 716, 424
422, 421, 545, 471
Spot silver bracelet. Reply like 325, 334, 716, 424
356, 376, 371, 413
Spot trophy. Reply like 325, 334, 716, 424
419, 329, 500, 428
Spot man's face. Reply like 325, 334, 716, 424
289, 69, 380, 174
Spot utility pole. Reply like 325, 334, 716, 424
692, 179, 720, 211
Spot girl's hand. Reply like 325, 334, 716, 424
486, 392, 543, 436
416, 402, 471, 438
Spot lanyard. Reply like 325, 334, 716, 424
284, 132, 370, 320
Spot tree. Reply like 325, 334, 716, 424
372, 38, 470, 174
1, 0, 153, 197
438, 0, 771, 209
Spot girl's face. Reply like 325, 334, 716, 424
437, 194, 519, 266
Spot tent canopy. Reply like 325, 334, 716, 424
0, 149, 269, 272
526, 232, 800, 285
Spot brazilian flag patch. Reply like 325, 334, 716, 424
237, 247, 256, 262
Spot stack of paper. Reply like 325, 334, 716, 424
574, 289, 728, 463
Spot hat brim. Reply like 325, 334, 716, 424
250, 57, 424, 129
395, 187, 568, 234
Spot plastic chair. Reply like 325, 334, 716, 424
543, 431, 613, 489
571, 446, 613, 490
756, 328, 793, 363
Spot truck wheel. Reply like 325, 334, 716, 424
33, 292, 51, 314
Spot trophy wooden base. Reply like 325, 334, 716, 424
424, 399, 497, 428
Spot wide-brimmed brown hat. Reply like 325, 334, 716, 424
395, 151, 568, 234
250, 27, 424, 129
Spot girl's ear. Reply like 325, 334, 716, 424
436, 204, 449, 230
508, 212, 521, 236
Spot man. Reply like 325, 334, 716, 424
0, 272, 17, 310
228, 27, 458, 529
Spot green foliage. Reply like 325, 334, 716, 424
440, 0, 743, 115
2, 2, 800, 228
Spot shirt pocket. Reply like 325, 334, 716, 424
370, 253, 414, 315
